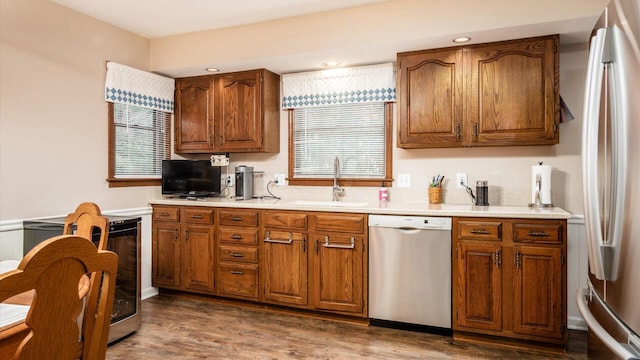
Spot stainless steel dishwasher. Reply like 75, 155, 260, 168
368, 214, 452, 332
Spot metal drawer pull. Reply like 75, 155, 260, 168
229, 216, 244, 221
470, 229, 490, 234
230, 270, 244, 275
191, 214, 203, 219
263, 231, 293, 244
230, 253, 244, 258
230, 234, 243, 240
527, 230, 549, 237
160, 212, 170, 217
323, 236, 355, 249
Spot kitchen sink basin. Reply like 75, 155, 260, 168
285, 200, 369, 208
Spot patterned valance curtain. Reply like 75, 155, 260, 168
282, 63, 396, 109
104, 62, 175, 113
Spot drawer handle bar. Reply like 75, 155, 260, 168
323, 236, 355, 249
470, 229, 490, 234
230, 253, 244, 258
229, 216, 244, 221
230, 270, 244, 275
230, 234, 243, 240
191, 214, 203, 219
527, 231, 549, 237
160, 212, 170, 217
263, 231, 293, 244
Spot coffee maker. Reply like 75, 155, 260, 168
235, 165, 254, 200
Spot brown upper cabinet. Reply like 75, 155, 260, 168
174, 76, 215, 153
174, 69, 281, 154
397, 35, 559, 148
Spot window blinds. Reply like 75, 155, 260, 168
113, 103, 170, 178
293, 102, 386, 178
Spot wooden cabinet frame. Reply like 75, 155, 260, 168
453, 217, 567, 348
398, 35, 559, 148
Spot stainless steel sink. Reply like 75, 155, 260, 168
285, 200, 368, 208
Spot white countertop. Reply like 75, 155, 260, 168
149, 197, 571, 219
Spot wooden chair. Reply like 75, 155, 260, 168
63, 202, 111, 355
0, 235, 118, 360
63, 202, 109, 250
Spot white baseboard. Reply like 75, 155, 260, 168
142, 287, 159, 300
568, 315, 587, 331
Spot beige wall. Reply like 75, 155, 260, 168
0, 0, 591, 222
0, 0, 150, 220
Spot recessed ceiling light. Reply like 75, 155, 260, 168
205, 67, 219, 72
453, 37, 471, 43
321, 61, 341, 68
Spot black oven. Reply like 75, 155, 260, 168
23, 215, 141, 343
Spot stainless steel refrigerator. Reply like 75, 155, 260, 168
577, 0, 640, 359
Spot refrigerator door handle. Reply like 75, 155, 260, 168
582, 28, 610, 280
577, 288, 640, 359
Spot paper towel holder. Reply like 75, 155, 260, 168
528, 162, 554, 208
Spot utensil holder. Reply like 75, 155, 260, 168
429, 187, 442, 204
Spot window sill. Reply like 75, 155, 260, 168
106, 178, 161, 188
287, 178, 392, 187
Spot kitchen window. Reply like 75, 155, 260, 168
283, 63, 396, 187
288, 102, 393, 186
107, 103, 170, 187
104, 62, 175, 187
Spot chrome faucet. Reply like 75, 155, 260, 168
332, 156, 344, 201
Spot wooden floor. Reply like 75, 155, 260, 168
106, 293, 586, 359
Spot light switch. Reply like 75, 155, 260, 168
397, 174, 411, 188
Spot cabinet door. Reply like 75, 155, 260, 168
467, 36, 558, 146
214, 70, 262, 151
513, 245, 564, 339
152, 222, 181, 288
397, 48, 464, 148
312, 233, 363, 314
455, 242, 502, 331
174, 76, 215, 153
182, 225, 215, 292
262, 230, 308, 306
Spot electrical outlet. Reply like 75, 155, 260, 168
273, 173, 286, 185
456, 173, 468, 189
221, 175, 234, 187
210, 154, 230, 166
397, 174, 411, 188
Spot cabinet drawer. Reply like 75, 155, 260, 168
263, 211, 308, 230
181, 208, 214, 224
217, 263, 259, 299
219, 209, 259, 227
457, 220, 502, 241
218, 227, 259, 245
219, 245, 258, 263
315, 214, 365, 233
513, 222, 563, 244
153, 207, 180, 222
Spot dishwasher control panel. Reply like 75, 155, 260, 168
368, 215, 452, 230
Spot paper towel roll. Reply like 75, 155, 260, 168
531, 164, 552, 205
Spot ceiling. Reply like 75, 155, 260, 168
50, 0, 607, 77
50, 0, 389, 39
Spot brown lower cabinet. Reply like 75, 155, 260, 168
152, 206, 215, 294
453, 217, 567, 347
261, 211, 367, 317
216, 209, 260, 300
152, 206, 368, 318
